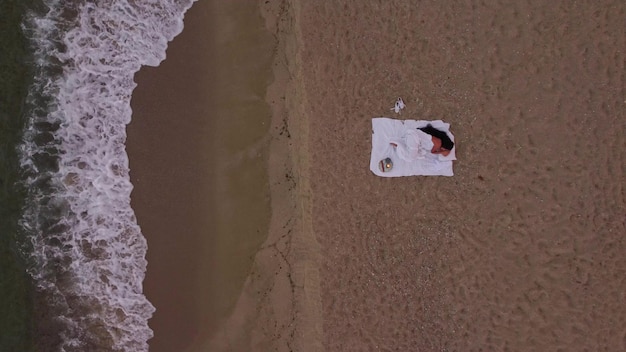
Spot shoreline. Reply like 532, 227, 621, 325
128, 1, 279, 350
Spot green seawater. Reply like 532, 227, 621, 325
0, 0, 35, 350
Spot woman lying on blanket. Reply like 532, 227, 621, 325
390, 124, 454, 161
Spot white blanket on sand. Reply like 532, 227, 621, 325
370, 118, 456, 177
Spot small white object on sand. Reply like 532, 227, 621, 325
391, 97, 406, 114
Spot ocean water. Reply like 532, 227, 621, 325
2, 0, 195, 350
0, 1, 34, 351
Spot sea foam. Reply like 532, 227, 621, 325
19, 0, 195, 350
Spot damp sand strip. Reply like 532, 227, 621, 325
127, 1, 277, 351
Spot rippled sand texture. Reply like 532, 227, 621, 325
297, 1, 625, 350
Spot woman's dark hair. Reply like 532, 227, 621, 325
418, 124, 455, 150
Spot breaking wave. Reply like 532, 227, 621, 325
18, 0, 196, 350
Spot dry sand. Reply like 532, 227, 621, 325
129, 0, 625, 351
297, 1, 625, 351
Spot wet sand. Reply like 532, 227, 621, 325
129, 0, 625, 351
128, 1, 276, 351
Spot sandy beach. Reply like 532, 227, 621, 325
129, 0, 625, 351
299, 1, 625, 350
